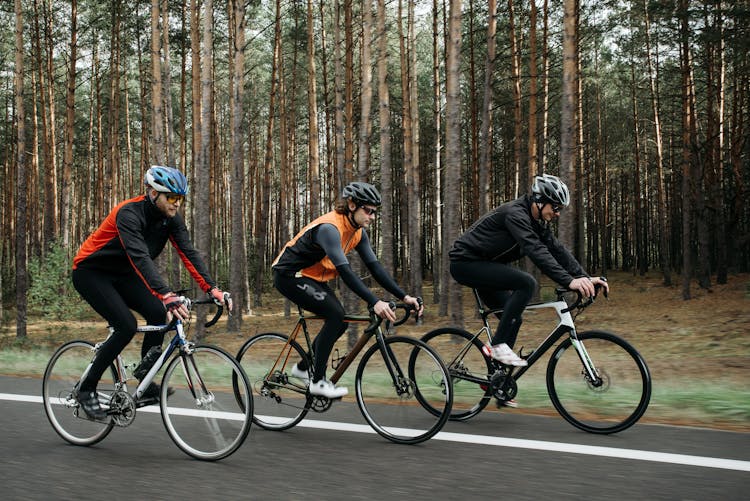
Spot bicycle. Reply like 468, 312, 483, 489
418, 283, 651, 434
234, 302, 453, 445
42, 296, 253, 461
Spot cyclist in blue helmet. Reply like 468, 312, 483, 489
449, 174, 608, 406
71, 165, 231, 420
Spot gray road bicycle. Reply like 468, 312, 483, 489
418, 283, 651, 434
42, 296, 253, 460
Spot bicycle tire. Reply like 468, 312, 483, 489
161, 344, 253, 461
419, 327, 493, 421
235, 332, 311, 431
356, 336, 453, 445
546, 330, 651, 434
42, 340, 117, 446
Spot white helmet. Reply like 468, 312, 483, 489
532, 174, 570, 207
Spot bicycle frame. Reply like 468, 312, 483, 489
270, 308, 382, 388
82, 297, 224, 407
470, 289, 602, 384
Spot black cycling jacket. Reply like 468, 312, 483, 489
73, 195, 215, 299
449, 194, 587, 287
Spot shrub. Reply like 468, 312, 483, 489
28, 243, 87, 320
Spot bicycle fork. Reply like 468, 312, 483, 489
373, 334, 411, 396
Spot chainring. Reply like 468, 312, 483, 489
109, 390, 136, 427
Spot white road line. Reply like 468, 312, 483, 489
7, 392, 748, 472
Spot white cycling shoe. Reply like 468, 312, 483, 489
482, 343, 528, 366
308, 378, 348, 399
290, 363, 310, 384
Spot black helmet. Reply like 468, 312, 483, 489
532, 174, 570, 207
342, 182, 382, 206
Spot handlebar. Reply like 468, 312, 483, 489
557, 278, 607, 314
365, 298, 423, 334
162, 292, 230, 331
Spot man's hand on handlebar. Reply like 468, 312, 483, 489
163, 293, 189, 321
568, 276, 609, 299
373, 300, 398, 322
403, 295, 424, 318
209, 287, 233, 312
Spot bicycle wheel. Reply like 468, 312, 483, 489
42, 340, 117, 446
419, 327, 492, 421
547, 330, 651, 434
356, 336, 452, 445
161, 345, 253, 461
235, 333, 310, 431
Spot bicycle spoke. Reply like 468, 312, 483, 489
547, 331, 651, 434
161, 345, 252, 461
356, 336, 452, 444
420, 327, 492, 421
42, 341, 116, 446
235, 333, 310, 431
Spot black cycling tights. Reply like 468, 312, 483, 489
273, 272, 347, 383
450, 260, 537, 348
72, 268, 168, 392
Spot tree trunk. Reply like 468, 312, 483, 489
559, 0, 577, 249
255, 0, 281, 308
308, 0, 321, 215
194, 0, 215, 338
228, 0, 247, 329
61, 0, 77, 248
407, 0, 422, 297
643, 0, 671, 286
377, 0, 394, 274
15, 0, 27, 338
150, 0, 165, 165
478, 0, 496, 218
508, 0, 522, 195
445, 0, 463, 326
432, 0, 444, 308
680, 0, 693, 300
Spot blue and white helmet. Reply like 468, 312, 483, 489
144, 166, 188, 195
532, 174, 570, 207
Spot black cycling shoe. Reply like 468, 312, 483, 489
75, 390, 108, 420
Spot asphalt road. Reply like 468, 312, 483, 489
1, 375, 747, 500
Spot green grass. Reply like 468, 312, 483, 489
4, 347, 749, 431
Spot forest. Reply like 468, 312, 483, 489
1, 0, 748, 337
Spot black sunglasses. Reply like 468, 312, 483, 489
360, 206, 377, 216
550, 203, 562, 213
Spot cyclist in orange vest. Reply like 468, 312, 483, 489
272, 182, 423, 398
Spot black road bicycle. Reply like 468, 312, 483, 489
234, 303, 453, 445
42, 297, 253, 461
418, 284, 651, 434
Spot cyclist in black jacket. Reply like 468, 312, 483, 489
71, 166, 231, 420
450, 174, 608, 373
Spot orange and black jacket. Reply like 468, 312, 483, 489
73, 195, 215, 300
272, 210, 405, 306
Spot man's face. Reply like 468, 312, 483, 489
151, 189, 183, 218
540, 202, 562, 222
348, 200, 377, 228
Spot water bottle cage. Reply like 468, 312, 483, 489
331, 348, 347, 371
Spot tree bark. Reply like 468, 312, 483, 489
61, 0, 77, 248
228, 0, 247, 329
445, 0, 463, 325
377, 0, 394, 274
15, 0, 27, 338
559, 0, 577, 249
308, 0, 321, 215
